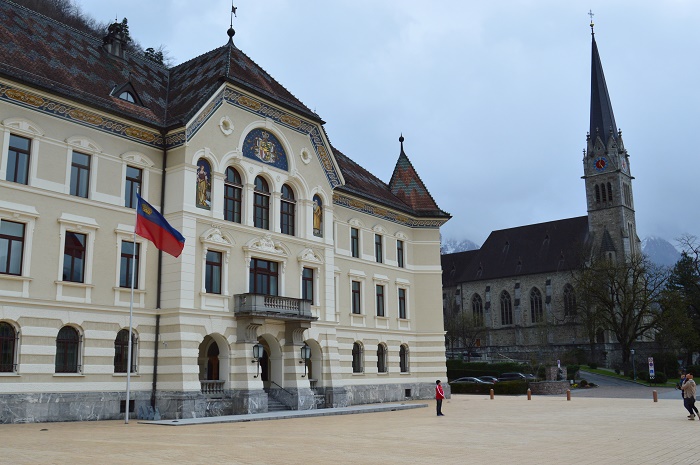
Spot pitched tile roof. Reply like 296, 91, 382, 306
334, 146, 450, 219
0, 1, 446, 219
388, 137, 444, 215
443, 216, 590, 284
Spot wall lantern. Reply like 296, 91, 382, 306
252, 343, 264, 378
300, 342, 311, 378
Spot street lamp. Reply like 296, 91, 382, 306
252, 343, 264, 378
631, 349, 636, 381
300, 342, 311, 378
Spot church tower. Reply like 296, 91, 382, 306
582, 22, 640, 261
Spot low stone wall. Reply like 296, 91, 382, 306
529, 381, 570, 395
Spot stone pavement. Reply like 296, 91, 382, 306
2, 394, 699, 465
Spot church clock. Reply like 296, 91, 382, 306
594, 156, 607, 172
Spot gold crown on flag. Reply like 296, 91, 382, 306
142, 203, 152, 215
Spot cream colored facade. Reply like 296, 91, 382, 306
0, 29, 449, 421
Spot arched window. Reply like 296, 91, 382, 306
280, 184, 296, 236
119, 91, 135, 103
530, 287, 543, 323
601, 183, 607, 202
207, 342, 220, 381
196, 159, 211, 210
596, 328, 605, 344
352, 342, 364, 373
224, 167, 242, 223
114, 329, 137, 373
399, 344, 409, 373
607, 182, 613, 202
500, 291, 513, 325
472, 294, 483, 326
253, 176, 270, 229
563, 284, 576, 316
55, 326, 80, 373
313, 195, 323, 237
377, 344, 387, 373
0, 322, 17, 373
595, 184, 601, 203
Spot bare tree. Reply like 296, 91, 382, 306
572, 253, 669, 373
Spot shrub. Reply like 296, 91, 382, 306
493, 380, 528, 395
587, 362, 598, 369
448, 382, 493, 395
567, 365, 580, 381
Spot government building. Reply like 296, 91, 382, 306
442, 24, 640, 366
0, 1, 450, 423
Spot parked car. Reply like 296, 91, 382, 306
478, 376, 498, 383
452, 377, 493, 384
498, 372, 527, 381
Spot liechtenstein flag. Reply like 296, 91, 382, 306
135, 194, 185, 258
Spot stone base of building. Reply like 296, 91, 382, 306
0, 382, 442, 424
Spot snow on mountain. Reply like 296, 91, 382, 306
642, 236, 682, 268
441, 237, 479, 255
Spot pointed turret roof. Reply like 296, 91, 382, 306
388, 135, 446, 216
589, 28, 618, 145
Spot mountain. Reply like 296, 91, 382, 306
642, 236, 682, 268
441, 237, 479, 255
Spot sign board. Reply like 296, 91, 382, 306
648, 357, 655, 379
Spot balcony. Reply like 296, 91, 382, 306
233, 294, 317, 321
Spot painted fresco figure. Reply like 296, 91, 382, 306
313, 195, 323, 237
196, 160, 211, 209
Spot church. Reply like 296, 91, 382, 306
441, 23, 640, 365
0, 2, 450, 423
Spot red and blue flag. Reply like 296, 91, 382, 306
135, 194, 185, 258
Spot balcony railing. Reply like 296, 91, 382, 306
201, 380, 225, 396
233, 294, 316, 321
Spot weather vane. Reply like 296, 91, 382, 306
230, 2, 237, 27
588, 9, 595, 32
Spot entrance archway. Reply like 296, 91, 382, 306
197, 334, 230, 387
207, 342, 220, 381
257, 334, 283, 389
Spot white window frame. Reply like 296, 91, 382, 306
56, 213, 99, 303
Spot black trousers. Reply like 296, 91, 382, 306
436, 399, 443, 415
684, 397, 699, 416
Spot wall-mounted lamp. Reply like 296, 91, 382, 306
252, 343, 264, 378
300, 342, 311, 378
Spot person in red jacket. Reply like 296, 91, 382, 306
435, 380, 445, 416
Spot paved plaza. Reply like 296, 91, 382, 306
1, 384, 698, 465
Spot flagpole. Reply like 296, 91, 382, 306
125, 190, 138, 424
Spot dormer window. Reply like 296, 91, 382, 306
119, 91, 135, 103
111, 82, 143, 106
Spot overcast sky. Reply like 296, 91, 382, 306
77, 0, 700, 247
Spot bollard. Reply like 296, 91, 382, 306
566, 389, 571, 401
527, 388, 531, 400
653, 390, 658, 402
490, 388, 494, 400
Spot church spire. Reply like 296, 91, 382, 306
589, 23, 618, 147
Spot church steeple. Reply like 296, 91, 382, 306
589, 27, 618, 148
582, 20, 640, 260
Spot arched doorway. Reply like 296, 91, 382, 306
207, 342, 219, 381
257, 334, 283, 389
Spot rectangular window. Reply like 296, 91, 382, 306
253, 193, 270, 229
397, 240, 404, 268
375, 234, 383, 263
376, 285, 385, 317
70, 152, 91, 198
119, 241, 140, 288
398, 288, 407, 319
63, 232, 86, 282
351, 281, 361, 314
224, 184, 242, 223
302, 267, 314, 304
351, 228, 359, 258
124, 166, 142, 209
6, 134, 30, 185
249, 258, 278, 295
205, 250, 222, 294
0, 220, 25, 276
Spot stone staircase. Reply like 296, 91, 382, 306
267, 396, 290, 412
